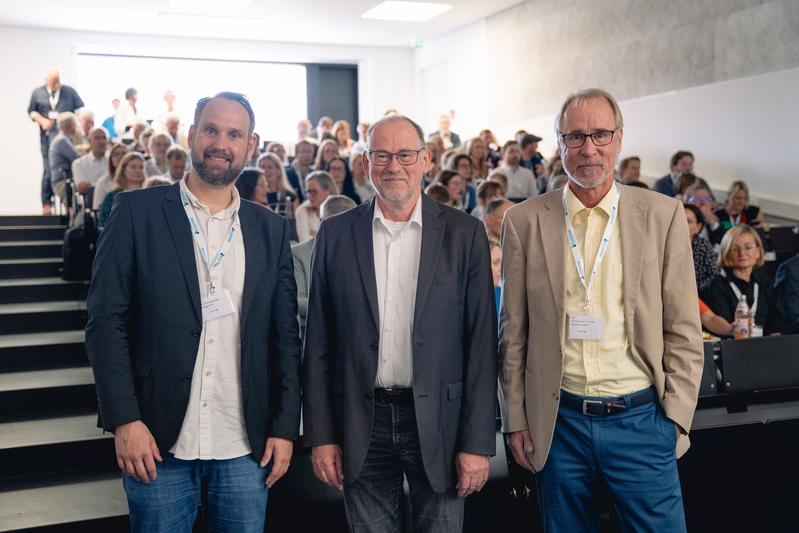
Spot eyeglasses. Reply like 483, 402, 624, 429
733, 244, 758, 254
560, 129, 617, 148
368, 148, 424, 166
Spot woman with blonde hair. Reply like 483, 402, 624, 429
294, 171, 338, 242
93, 141, 129, 210
348, 151, 374, 202
717, 180, 765, 230
98, 152, 145, 230
314, 139, 340, 171
703, 224, 771, 332
145, 132, 173, 177
463, 137, 490, 179
258, 153, 298, 216
332, 120, 354, 157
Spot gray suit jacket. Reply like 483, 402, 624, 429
291, 238, 314, 322
302, 194, 497, 493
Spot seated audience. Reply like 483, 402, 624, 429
472, 180, 505, 219
684, 182, 725, 244
332, 120, 354, 157
235, 167, 269, 207
136, 127, 153, 157
717, 180, 765, 230
674, 171, 698, 198
435, 170, 466, 210
352, 121, 370, 153
684, 203, 718, 291
326, 156, 360, 204
498, 140, 537, 199
49, 112, 81, 207
704, 225, 771, 330
258, 153, 298, 216
519, 133, 546, 189
286, 139, 314, 203
617, 156, 641, 184
164, 145, 187, 182
424, 183, 450, 205
315, 139, 340, 172
489, 239, 502, 318
310, 115, 333, 140
699, 298, 734, 337
349, 151, 375, 202
487, 171, 508, 196
71, 126, 108, 194
292, 194, 357, 330
484, 198, 514, 242
290, 119, 312, 154
144, 132, 172, 177
295, 171, 337, 242
767, 255, 799, 335
143, 176, 170, 188
93, 142, 128, 210
424, 138, 443, 183
479, 129, 502, 169
163, 113, 188, 148
463, 137, 490, 179
449, 154, 477, 212
98, 152, 145, 230
654, 150, 693, 197
266, 141, 287, 165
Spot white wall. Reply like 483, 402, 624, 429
0, 25, 414, 214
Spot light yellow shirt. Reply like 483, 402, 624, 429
561, 183, 652, 397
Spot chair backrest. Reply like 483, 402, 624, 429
769, 226, 799, 254
698, 341, 719, 396
720, 335, 799, 394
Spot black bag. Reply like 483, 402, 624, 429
62, 206, 98, 281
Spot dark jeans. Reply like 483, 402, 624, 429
40, 133, 55, 205
123, 453, 269, 533
343, 396, 464, 533
536, 389, 686, 533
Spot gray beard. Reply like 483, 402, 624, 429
191, 151, 243, 187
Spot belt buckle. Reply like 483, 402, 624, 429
582, 400, 603, 416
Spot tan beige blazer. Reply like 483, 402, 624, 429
498, 184, 703, 471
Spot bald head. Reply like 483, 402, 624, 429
45, 69, 61, 91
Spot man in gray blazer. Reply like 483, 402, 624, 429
303, 114, 497, 532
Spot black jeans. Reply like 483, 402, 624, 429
343, 396, 464, 533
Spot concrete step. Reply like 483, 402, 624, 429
0, 277, 88, 303
0, 240, 63, 260
0, 225, 66, 242
0, 331, 86, 372
0, 301, 87, 335
0, 257, 63, 280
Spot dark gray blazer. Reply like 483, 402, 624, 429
302, 194, 497, 493
86, 183, 302, 460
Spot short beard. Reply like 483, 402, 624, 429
191, 151, 244, 187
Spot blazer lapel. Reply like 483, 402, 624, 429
163, 183, 202, 324
539, 198, 566, 323
352, 201, 380, 331
238, 204, 261, 332
413, 195, 445, 330
619, 188, 646, 329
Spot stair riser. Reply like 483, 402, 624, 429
0, 384, 97, 417
0, 228, 66, 241
0, 261, 62, 279
0, 343, 87, 372
0, 244, 63, 260
0, 439, 115, 482
0, 216, 63, 227
0, 284, 88, 303
0, 311, 87, 335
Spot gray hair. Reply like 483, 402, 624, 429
320, 195, 357, 219
57, 112, 77, 129
365, 114, 425, 151
306, 170, 338, 195
554, 88, 624, 137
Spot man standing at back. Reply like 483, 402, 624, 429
303, 114, 497, 532
86, 92, 301, 532
499, 88, 703, 532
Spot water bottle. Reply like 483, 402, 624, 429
734, 295, 751, 340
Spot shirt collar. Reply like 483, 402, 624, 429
373, 194, 423, 230
564, 180, 618, 220
179, 177, 240, 220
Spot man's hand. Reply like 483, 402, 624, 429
311, 444, 344, 491
699, 203, 718, 225
455, 452, 489, 497
114, 420, 162, 483
505, 430, 535, 471
261, 437, 294, 488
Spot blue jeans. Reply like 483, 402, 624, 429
343, 397, 464, 533
123, 453, 269, 533
536, 389, 686, 533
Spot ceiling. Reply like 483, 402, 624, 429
0, 0, 524, 48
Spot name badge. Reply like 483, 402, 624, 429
568, 315, 604, 341
48, 111, 58, 120
201, 289, 235, 322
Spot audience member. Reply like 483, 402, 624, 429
684, 204, 718, 292
463, 136, 490, 179
498, 140, 537, 199
348, 152, 375, 202
683, 182, 725, 244
163, 113, 188, 148
618, 156, 641, 184
124, 121, 147, 151
520, 133, 545, 185
546, 173, 570, 192
717, 180, 765, 230
625, 180, 649, 189
295, 171, 337, 242
258, 153, 298, 216
449, 154, 477, 211
114, 87, 140, 137
483, 197, 513, 242
164, 145, 187, 183
293, 119, 312, 148
235, 167, 269, 207
76, 109, 95, 148
314, 139, 339, 172
286, 139, 314, 203
93, 142, 128, 210
137, 127, 153, 157
424, 182, 450, 205
143, 176, 171, 188
436, 170, 466, 210
71, 126, 109, 195
698, 298, 734, 337
479, 129, 502, 168
704, 225, 771, 329
472, 180, 505, 218
266, 141, 287, 165
48, 112, 81, 208
487, 170, 508, 195
654, 150, 693, 197
145, 132, 172, 177
767, 256, 799, 335
310, 116, 333, 139
674, 172, 698, 198
429, 113, 461, 148
28, 68, 84, 214
332, 120, 354, 157
100, 98, 120, 141
489, 239, 502, 318
352, 121, 370, 153
292, 194, 357, 330
98, 151, 145, 230
326, 157, 360, 204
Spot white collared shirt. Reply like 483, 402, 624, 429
500, 164, 538, 199
372, 196, 423, 388
171, 178, 250, 460
71, 153, 108, 187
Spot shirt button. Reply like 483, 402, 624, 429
208, 338, 215, 344
205, 371, 212, 376
202, 402, 208, 408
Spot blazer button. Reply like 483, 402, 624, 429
191, 329, 201, 338
370, 342, 378, 351
365, 392, 373, 399
181, 376, 191, 383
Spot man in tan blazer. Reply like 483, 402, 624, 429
499, 88, 703, 532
